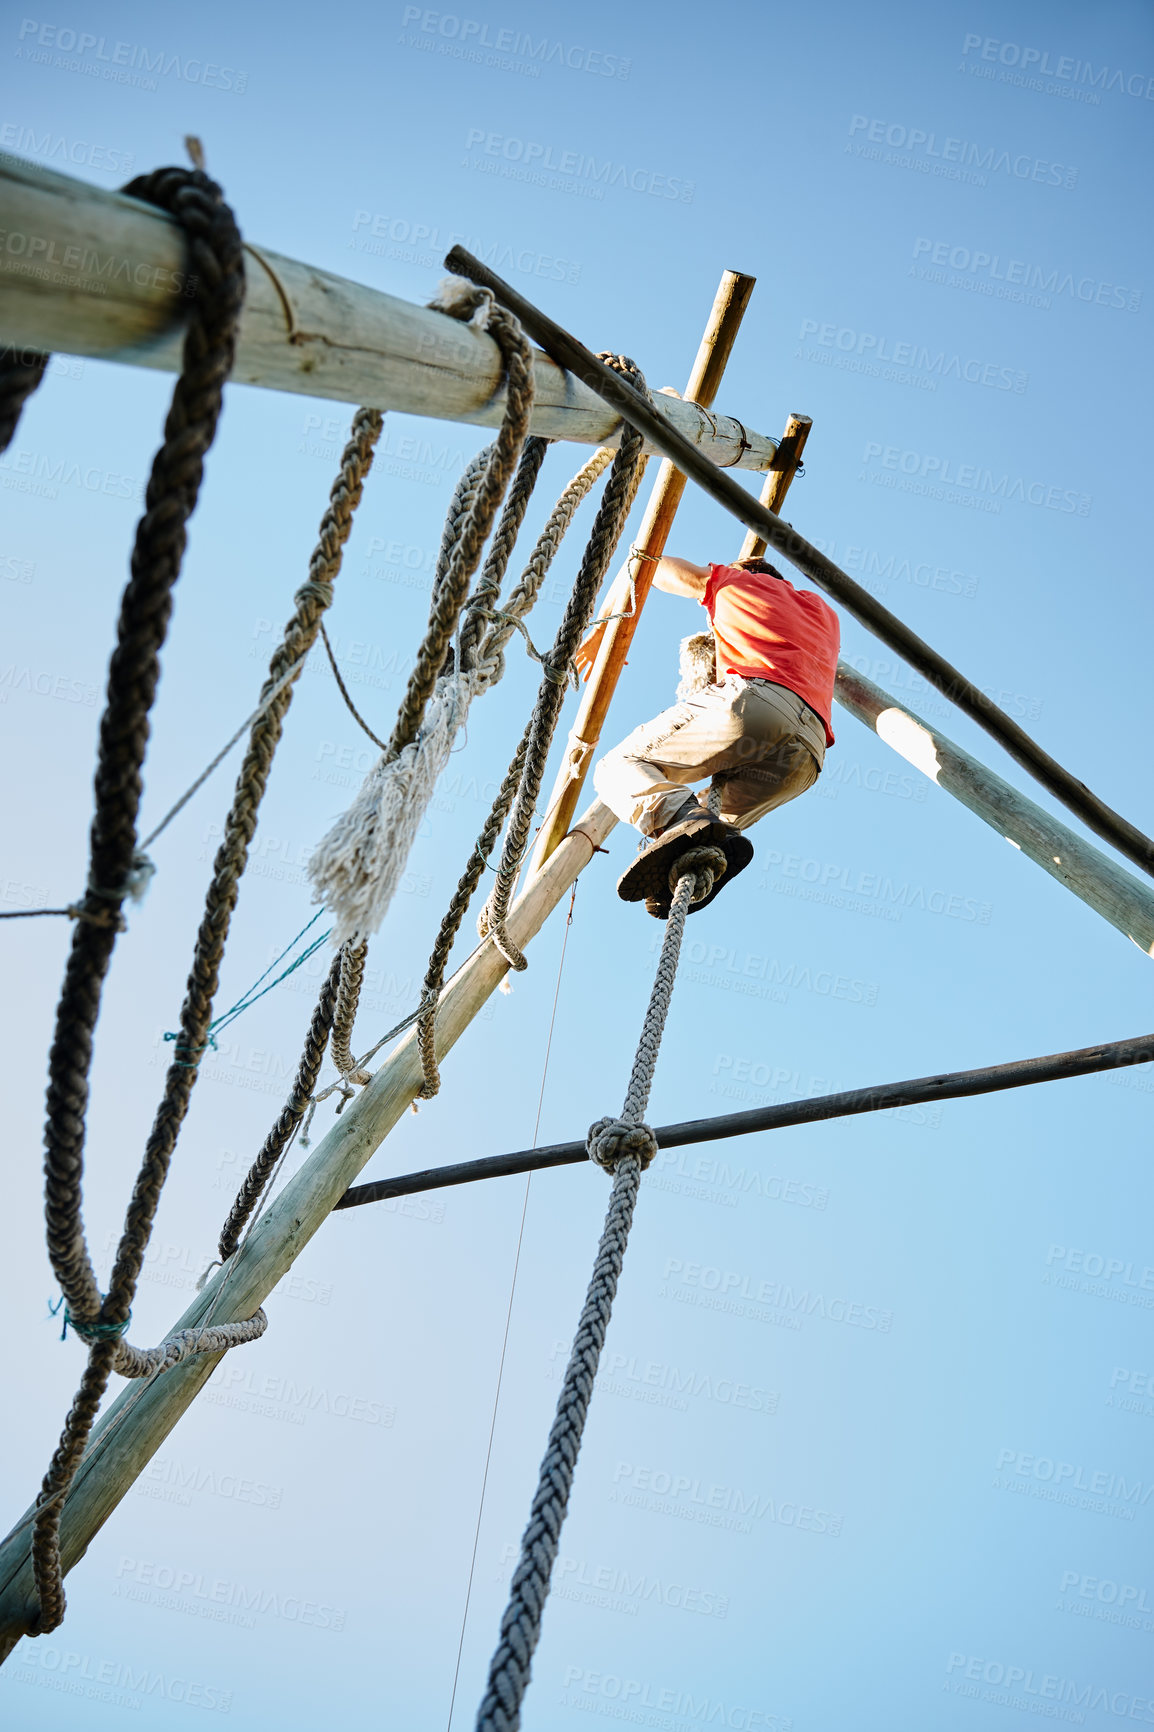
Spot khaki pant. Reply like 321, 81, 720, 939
593, 675, 826, 837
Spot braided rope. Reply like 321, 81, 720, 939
478, 357, 649, 970
31, 163, 247, 1634
30, 183, 384, 1626
416, 444, 617, 1097
0, 346, 49, 453
217, 951, 342, 1261
474, 847, 712, 1731
307, 288, 535, 947
330, 939, 372, 1086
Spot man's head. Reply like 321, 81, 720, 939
733, 556, 785, 580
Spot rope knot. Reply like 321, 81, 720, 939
586, 1116, 658, 1173
668, 843, 727, 903
63, 1307, 131, 1344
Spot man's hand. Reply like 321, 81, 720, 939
574, 622, 606, 682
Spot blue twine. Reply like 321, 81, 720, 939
163, 909, 332, 1065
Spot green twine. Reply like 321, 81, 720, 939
163, 909, 333, 1067
58, 1304, 132, 1344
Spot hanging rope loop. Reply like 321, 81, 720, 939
585, 1116, 658, 1173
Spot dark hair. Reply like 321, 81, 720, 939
733, 557, 784, 580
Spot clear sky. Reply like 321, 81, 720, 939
2, 1, 1153, 1727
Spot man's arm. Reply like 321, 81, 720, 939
651, 556, 711, 600
574, 556, 712, 680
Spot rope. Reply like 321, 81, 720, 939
478, 356, 649, 972
29, 183, 384, 1629
318, 622, 388, 752
217, 951, 342, 1260
416, 441, 615, 1098
331, 938, 372, 1085
473, 847, 717, 1732
31, 161, 247, 1635
0, 346, 49, 452
306, 280, 536, 947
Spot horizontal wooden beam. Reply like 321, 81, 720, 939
834, 664, 1154, 957
0, 156, 778, 468
335, 1030, 1154, 1206
0, 800, 618, 1656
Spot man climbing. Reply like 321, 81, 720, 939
576, 555, 839, 917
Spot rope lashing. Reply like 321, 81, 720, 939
307, 279, 536, 947
474, 847, 712, 1732
477, 356, 650, 974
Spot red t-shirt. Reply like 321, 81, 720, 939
703, 564, 839, 746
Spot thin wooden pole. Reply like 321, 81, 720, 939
0, 157, 777, 468
444, 246, 1154, 881
0, 801, 619, 1656
833, 664, 1154, 956
335, 1029, 1154, 1205
735, 413, 812, 560
530, 269, 756, 871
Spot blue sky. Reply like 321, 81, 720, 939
2, 1, 1153, 1727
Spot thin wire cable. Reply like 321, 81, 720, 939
318, 620, 388, 751
444, 891, 578, 1732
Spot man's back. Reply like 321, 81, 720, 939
704, 563, 839, 745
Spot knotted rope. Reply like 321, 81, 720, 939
307, 280, 536, 947
473, 842, 715, 1732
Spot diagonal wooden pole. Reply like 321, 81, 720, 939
530, 269, 755, 870
0, 802, 620, 1656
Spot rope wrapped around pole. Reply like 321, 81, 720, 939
473, 846, 721, 1732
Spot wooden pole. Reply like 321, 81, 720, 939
443, 246, 1154, 882
0, 156, 778, 469
833, 664, 1154, 956
530, 269, 756, 871
336, 1028, 1154, 1205
0, 800, 620, 1656
735, 413, 812, 560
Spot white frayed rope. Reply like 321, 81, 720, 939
308, 670, 481, 946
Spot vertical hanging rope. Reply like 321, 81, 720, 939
473, 846, 724, 1732
478, 356, 649, 973
306, 282, 536, 946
